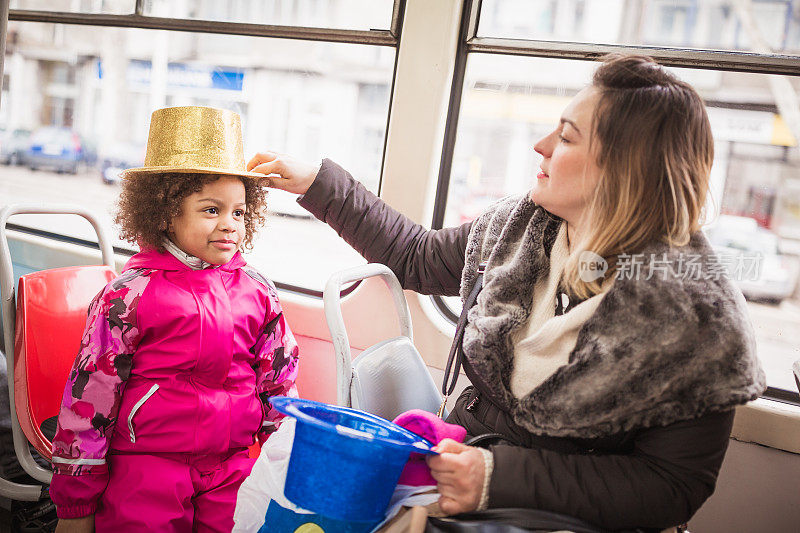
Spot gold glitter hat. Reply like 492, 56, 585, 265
121, 106, 264, 179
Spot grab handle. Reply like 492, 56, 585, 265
0, 204, 115, 304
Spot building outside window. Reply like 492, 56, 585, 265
0, 1, 396, 291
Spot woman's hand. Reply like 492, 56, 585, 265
55, 516, 95, 533
427, 438, 486, 515
246, 151, 321, 195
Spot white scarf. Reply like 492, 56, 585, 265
162, 238, 217, 270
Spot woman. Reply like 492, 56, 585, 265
247, 55, 765, 531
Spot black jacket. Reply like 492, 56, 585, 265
298, 159, 735, 531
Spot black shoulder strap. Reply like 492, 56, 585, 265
426, 508, 610, 533
438, 263, 486, 418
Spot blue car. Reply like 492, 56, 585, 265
26, 127, 96, 174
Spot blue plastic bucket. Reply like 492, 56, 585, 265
270, 397, 436, 522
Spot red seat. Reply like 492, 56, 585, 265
11, 265, 358, 461
13, 265, 117, 460
247, 336, 362, 458
295, 334, 363, 405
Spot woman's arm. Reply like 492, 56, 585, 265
488, 409, 735, 531
248, 154, 471, 296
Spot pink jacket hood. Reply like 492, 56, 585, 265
122, 248, 248, 272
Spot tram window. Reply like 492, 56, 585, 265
478, 0, 800, 55
10, 0, 136, 15
0, 20, 394, 291
143, 0, 395, 31
438, 53, 800, 393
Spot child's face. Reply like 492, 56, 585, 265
169, 175, 247, 265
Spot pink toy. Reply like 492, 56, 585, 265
393, 409, 467, 486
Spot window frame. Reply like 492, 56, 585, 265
3, 0, 407, 298
430, 0, 800, 402
9, 0, 403, 44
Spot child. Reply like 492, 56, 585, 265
50, 106, 298, 532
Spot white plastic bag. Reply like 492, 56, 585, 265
233, 418, 314, 532
233, 417, 440, 532
372, 485, 439, 530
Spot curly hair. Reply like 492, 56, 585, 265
115, 173, 268, 252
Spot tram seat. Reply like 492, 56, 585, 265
349, 335, 443, 420
241, 335, 360, 458
324, 264, 443, 420
13, 265, 117, 460
295, 335, 362, 405
14, 264, 269, 462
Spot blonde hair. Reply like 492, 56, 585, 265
563, 54, 714, 299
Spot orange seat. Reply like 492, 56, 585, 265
246, 335, 363, 459
243, 336, 362, 459
13, 265, 117, 460
295, 334, 363, 405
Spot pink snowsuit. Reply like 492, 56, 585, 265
50, 249, 299, 531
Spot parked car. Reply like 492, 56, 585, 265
99, 142, 145, 184
0, 128, 32, 165
25, 127, 97, 174
266, 188, 313, 218
705, 215, 799, 304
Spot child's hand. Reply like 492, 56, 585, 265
247, 151, 322, 195
55, 516, 95, 533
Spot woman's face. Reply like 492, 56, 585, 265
530, 86, 602, 224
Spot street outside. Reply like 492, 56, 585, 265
1, 165, 798, 392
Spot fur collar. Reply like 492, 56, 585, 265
461, 195, 766, 439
